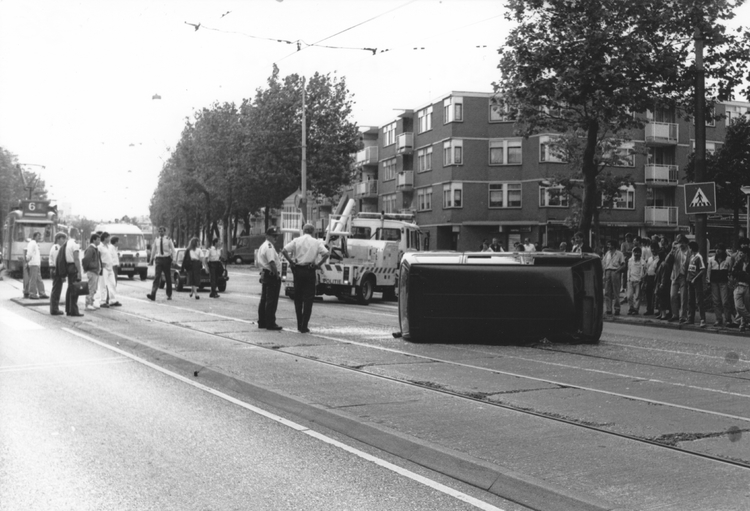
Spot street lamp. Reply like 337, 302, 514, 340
741, 186, 750, 239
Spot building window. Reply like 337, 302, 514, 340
442, 182, 463, 208
418, 106, 433, 133
691, 140, 718, 155
603, 185, 635, 210
539, 135, 566, 162
417, 187, 433, 211
489, 101, 513, 122
605, 140, 635, 167
443, 139, 463, 166
382, 158, 397, 181
488, 182, 522, 208
539, 183, 569, 207
443, 97, 463, 123
489, 138, 523, 165
382, 122, 396, 146
726, 104, 749, 123
382, 193, 397, 214
417, 146, 433, 172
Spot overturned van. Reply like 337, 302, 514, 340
398, 251, 603, 344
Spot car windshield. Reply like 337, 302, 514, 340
116, 234, 146, 251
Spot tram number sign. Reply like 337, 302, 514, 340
21, 200, 49, 217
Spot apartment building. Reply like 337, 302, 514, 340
351, 92, 750, 251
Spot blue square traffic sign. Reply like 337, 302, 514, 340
684, 182, 716, 214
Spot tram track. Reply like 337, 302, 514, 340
93, 297, 750, 472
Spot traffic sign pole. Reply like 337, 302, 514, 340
694, 24, 707, 261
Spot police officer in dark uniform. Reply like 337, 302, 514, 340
257, 227, 283, 331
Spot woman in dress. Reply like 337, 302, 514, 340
182, 237, 204, 299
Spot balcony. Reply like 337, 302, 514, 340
396, 171, 414, 191
397, 132, 414, 154
645, 122, 678, 146
355, 146, 379, 166
280, 211, 303, 232
645, 206, 678, 226
645, 164, 679, 186
354, 180, 378, 199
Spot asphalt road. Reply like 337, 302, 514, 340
3, 266, 750, 510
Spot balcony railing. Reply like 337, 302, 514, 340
354, 180, 378, 198
645, 122, 678, 145
355, 146, 379, 166
645, 206, 678, 226
396, 171, 413, 190
280, 211, 303, 232
645, 164, 679, 186
397, 132, 414, 154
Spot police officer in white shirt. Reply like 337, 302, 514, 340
281, 223, 330, 333
147, 226, 175, 301
257, 227, 283, 330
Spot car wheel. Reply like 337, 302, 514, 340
356, 277, 374, 305
217, 280, 227, 293
233, 256, 243, 265
175, 272, 184, 292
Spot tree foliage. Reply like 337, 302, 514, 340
150, 66, 359, 250
0, 147, 49, 246
496, 0, 750, 240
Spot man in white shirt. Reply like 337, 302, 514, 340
523, 238, 536, 252
64, 230, 84, 316
147, 226, 175, 301
97, 232, 121, 308
207, 238, 223, 298
257, 228, 282, 330
24, 231, 48, 299
282, 223, 330, 333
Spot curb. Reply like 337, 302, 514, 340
9, 297, 50, 307
76, 323, 622, 511
605, 316, 749, 338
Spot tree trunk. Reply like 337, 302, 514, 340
592, 208, 601, 254
578, 120, 600, 242
264, 206, 270, 232
733, 206, 741, 248
222, 210, 231, 261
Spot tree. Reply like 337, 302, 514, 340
685, 115, 750, 245
240, 66, 360, 228
495, 0, 750, 241
0, 148, 49, 247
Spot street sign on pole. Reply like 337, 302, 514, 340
683, 182, 716, 215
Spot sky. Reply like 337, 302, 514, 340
0, 0, 511, 221
2, 1, 748, 222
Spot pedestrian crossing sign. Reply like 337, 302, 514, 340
683, 182, 716, 214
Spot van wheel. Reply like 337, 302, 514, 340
356, 277, 374, 305
233, 256, 243, 265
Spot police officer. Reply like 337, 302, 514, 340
282, 223, 330, 333
257, 227, 283, 331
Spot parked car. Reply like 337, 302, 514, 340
229, 235, 283, 265
158, 248, 228, 292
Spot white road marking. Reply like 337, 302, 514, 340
0, 308, 44, 331
0, 357, 130, 373
61, 327, 505, 511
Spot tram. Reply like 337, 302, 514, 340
1, 200, 58, 277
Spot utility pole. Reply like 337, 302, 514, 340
694, 22, 708, 261
299, 76, 308, 226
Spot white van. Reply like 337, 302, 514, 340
95, 223, 149, 280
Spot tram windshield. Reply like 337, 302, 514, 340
116, 234, 147, 251
14, 223, 53, 243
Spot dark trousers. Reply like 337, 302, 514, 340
209, 261, 221, 295
65, 264, 80, 315
151, 257, 172, 296
292, 266, 317, 330
644, 275, 656, 313
688, 278, 706, 322
50, 273, 65, 314
258, 271, 281, 327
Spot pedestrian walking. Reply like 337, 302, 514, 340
147, 226, 175, 301
686, 241, 707, 328
82, 233, 101, 311
655, 250, 673, 320
181, 237, 204, 300
97, 232, 120, 308
23, 231, 48, 299
731, 247, 750, 332
49, 232, 67, 316
668, 234, 690, 323
110, 236, 120, 282
708, 243, 734, 327
627, 247, 646, 315
602, 239, 626, 316
207, 237, 223, 298
256, 227, 282, 330
282, 223, 330, 333
63, 230, 83, 317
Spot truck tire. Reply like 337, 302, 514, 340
356, 276, 375, 305
382, 287, 397, 301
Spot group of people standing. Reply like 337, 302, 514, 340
46, 230, 121, 317
602, 233, 750, 331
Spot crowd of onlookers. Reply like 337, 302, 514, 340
601, 232, 750, 331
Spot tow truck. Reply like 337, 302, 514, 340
281, 200, 424, 304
